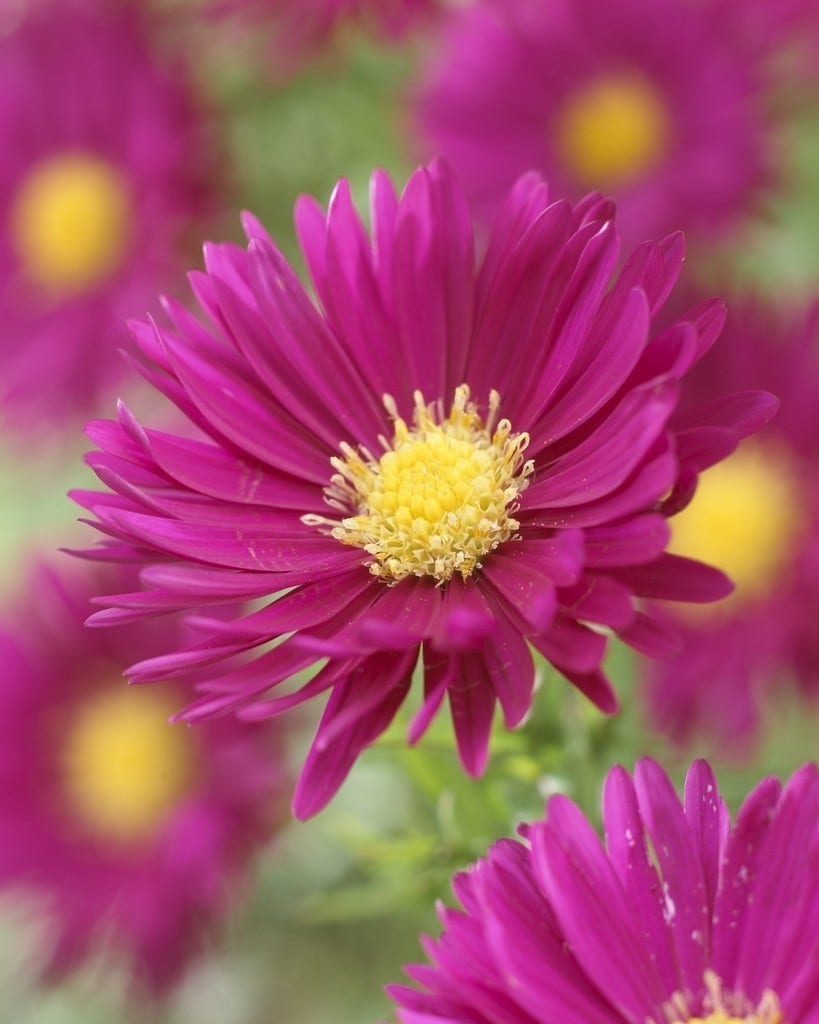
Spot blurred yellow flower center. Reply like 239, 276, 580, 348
62, 685, 196, 844
669, 440, 801, 607
318, 385, 533, 583
554, 72, 671, 187
11, 151, 132, 294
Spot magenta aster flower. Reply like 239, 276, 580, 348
388, 757, 819, 1024
644, 299, 819, 749
414, 0, 808, 249
0, 0, 215, 427
75, 160, 776, 818
0, 560, 286, 995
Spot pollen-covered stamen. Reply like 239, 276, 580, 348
307, 385, 533, 583
663, 971, 784, 1024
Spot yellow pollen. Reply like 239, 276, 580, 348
664, 973, 783, 1024
554, 72, 671, 188
669, 439, 802, 610
61, 684, 197, 844
309, 385, 533, 583
687, 1014, 778, 1024
11, 151, 133, 295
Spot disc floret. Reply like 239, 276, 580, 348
664, 973, 784, 1024
310, 385, 533, 583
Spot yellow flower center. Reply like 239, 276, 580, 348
669, 440, 802, 609
61, 683, 197, 844
666, 975, 783, 1024
688, 1015, 777, 1024
310, 385, 533, 583
554, 72, 671, 188
11, 151, 133, 295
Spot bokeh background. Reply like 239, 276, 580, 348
0, 0, 817, 1021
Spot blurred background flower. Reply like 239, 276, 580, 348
413, 0, 817, 253
643, 298, 819, 750
0, 559, 287, 998
0, 0, 217, 432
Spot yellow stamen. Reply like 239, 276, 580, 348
554, 72, 671, 188
687, 1014, 778, 1024
664, 972, 783, 1024
669, 439, 801, 609
307, 385, 533, 583
11, 151, 133, 295
61, 683, 197, 844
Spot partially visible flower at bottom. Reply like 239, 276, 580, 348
388, 757, 819, 1024
0, 560, 287, 996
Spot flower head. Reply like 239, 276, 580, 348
75, 160, 775, 817
0, 560, 287, 995
414, 0, 809, 248
388, 757, 819, 1024
0, 0, 215, 427
645, 299, 819, 748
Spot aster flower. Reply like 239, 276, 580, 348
645, 299, 819, 748
74, 160, 776, 818
414, 0, 811, 249
389, 757, 819, 1024
0, 0, 215, 427
0, 559, 287, 995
